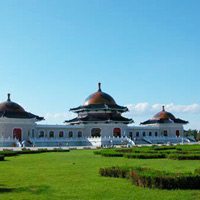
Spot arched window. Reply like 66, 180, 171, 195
78, 131, 82, 138
155, 132, 158, 137
113, 128, 121, 137
164, 130, 168, 137
39, 131, 45, 138
49, 131, 54, 138
136, 132, 139, 137
69, 131, 73, 138
176, 130, 180, 137
149, 132, 152, 137
91, 128, 101, 137
129, 132, 133, 139
59, 131, 64, 138
13, 128, 22, 141
143, 132, 146, 137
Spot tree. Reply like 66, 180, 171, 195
184, 129, 200, 141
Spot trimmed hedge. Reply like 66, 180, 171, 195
124, 153, 166, 159
194, 168, 200, 175
150, 146, 180, 151
0, 151, 18, 157
99, 166, 200, 190
99, 166, 130, 178
0, 155, 5, 161
99, 149, 124, 157
116, 149, 133, 153
0, 149, 70, 157
93, 151, 101, 155
94, 144, 200, 159
167, 154, 200, 160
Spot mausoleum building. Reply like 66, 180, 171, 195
0, 84, 195, 147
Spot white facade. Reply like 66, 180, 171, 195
0, 118, 192, 147
0, 88, 194, 147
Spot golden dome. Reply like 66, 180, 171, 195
152, 106, 175, 120
0, 94, 25, 113
83, 83, 116, 106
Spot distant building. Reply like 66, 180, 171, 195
0, 84, 195, 147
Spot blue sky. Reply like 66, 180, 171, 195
0, 0, 199, 129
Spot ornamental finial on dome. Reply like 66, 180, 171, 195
98, 82, 102, 92
7, 93, 11, 101
162, 105, 165, 111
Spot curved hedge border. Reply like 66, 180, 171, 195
95, 145, 200, 160
124, 153, 166, 159
167, 154, 200, 160
0, 155, 5, 161
99, 166, 200, 190
0, 149, 70, 157
0, 151, 18, 157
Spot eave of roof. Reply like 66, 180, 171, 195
0, 111, 44, 121
65, 115, 133, 124
70, 104, 128, 112
140, 118, 188, 125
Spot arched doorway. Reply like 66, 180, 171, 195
176, 130, 180, 137
113, 128, 121, 137
13, 128, 22, 141
91, 128, 101, 137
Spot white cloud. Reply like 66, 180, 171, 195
125, 103, 200, 117
44, 103, 200, 120
45, 112, 76, 119
41, 103, 200, 128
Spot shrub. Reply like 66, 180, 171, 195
124, 153, 166, 159
0, 149, 70, 157
194, 168, 200, 175
99, 149, 124, 157
94, 145, 200, 159
93, 151, 101, 155
48, 149, 70, 152
128, 170, 200, 189
0, 155, 5, 161
99, 166, 129, 178
83, 147, 91, 149
0, 151, 18, 157
101, 152, 124, 157
69, 148, 77, 150
116, 149, 133, 153
99, 166, 200, 190
150, 146, 179, 151
167, 154, 200, 160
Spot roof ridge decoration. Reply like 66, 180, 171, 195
7, 93, 11, 101
98, 82, 102, 92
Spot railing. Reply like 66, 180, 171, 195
0, 137, 18, 142
0, 137, 19, 147
28, 136, 131, 147
29, 136, 128, 141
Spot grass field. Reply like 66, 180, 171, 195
0, 149, 200, 200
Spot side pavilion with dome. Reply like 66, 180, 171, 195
0, 84, 195, 147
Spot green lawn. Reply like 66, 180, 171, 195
0, 150, 200, 200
